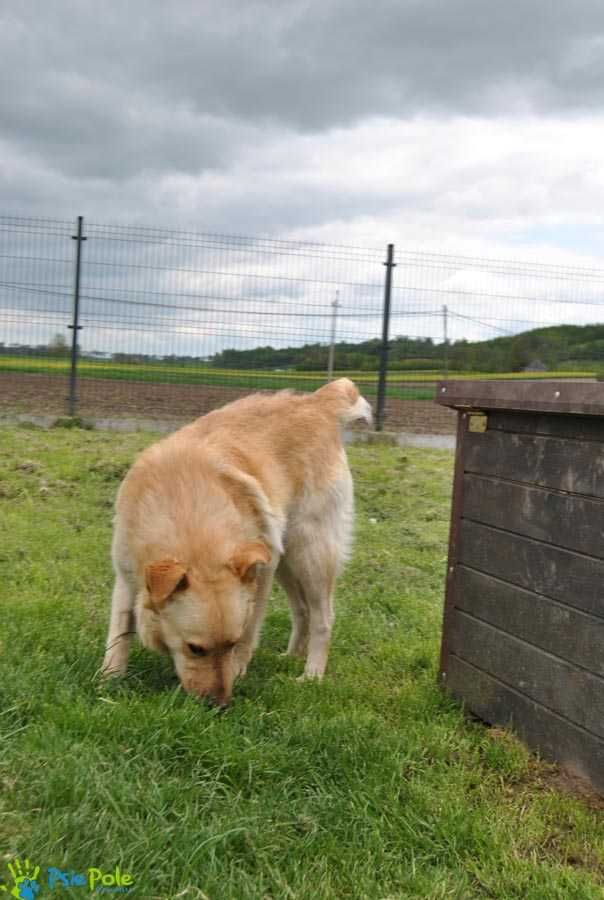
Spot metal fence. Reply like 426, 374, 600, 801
2, 214, 604, 433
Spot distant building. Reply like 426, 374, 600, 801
523, 359, 547, 372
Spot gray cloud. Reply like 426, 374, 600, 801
5, 0, 604, 366
3, 0, 604, 183
3, 0, 604, 279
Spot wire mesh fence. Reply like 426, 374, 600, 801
1, 214, 604, 433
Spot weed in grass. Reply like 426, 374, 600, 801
52, 415, 95, 430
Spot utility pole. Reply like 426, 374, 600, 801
443, 304, 449, 377
327, 290, 340, 381
376, 244, 396, 431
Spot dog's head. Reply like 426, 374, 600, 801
138, 542, 270, 706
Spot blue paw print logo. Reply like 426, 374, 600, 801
1, 859, 41, 899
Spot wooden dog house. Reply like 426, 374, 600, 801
436, 381, 604, 793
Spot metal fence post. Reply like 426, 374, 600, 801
376, 243, 396, 431
67, 215, 86, 416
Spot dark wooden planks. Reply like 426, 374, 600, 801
436, 380, 604, 417
455, 566, 604, 677
464, 428, 604, 497
488, 411, 604, 444
462, 474, 604, 558
446, 655, 604, 795
449, 611, 604, 739
439, 412, 469, 678
459, 519, 604, 619
437, 382, 604, 793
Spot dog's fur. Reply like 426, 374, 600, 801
102, 378, 371, 705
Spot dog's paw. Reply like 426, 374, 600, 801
297, 668, 325, 682
100, 656, 127, 678
281, 647, 306, 659
234, 661, 248, 680
232, 645, 252, 680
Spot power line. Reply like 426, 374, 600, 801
447, 310, 516, 335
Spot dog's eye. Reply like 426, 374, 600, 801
187, 643, 207, 657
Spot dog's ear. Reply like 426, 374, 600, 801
229, 542, 271, 584
145, 559, 188, 608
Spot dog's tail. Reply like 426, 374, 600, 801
313, 377, 373, 426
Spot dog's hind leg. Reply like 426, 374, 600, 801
102, 571, 135, 677
302, 574, 335, 680
279, 543, 338, 679
287, 469, 353, 679
276, 560, 309, 658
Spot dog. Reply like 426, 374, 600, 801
102, 377, 372, 705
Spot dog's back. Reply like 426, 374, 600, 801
182, 376, 372, 496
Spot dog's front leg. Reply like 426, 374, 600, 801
232, 569, 273, 679
102, 572, 135, 677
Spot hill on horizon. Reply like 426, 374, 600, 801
209, 322, 604, 373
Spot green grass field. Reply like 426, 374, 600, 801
0, 354, 598, 404
1, 425, 602, 899
0, 357, 436, 400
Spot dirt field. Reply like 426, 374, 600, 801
0, 372, 457, 433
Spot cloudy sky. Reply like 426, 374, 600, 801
3, 0, 604, 354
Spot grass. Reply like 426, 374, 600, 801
0, 357, 435, 400
0, 425, 603, 899
0, 353, 598, 402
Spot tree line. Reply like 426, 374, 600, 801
3, 323, 604, 372
210, 324, 604, 372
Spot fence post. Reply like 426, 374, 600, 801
376, 243, 396, 431
67, 215, 86, 417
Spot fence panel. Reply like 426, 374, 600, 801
386, 248, 604, 430
75, 222, 387, 422
0, 216, 76, 416
2, 214, 604, 433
